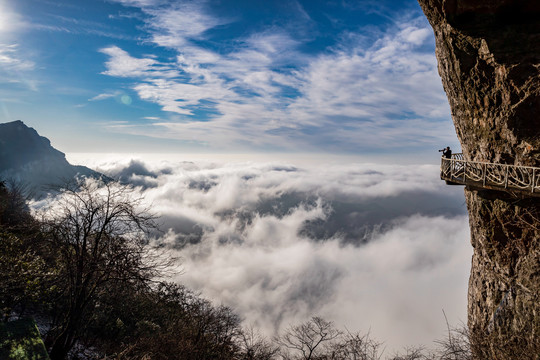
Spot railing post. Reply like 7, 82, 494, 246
505, 166, 509, 189
463, 161, 467, 182
533, 168, 536, 193
450, 159, 454, 179
442, 157, 446, 177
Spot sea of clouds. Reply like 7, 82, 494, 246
68, 154, 472, 351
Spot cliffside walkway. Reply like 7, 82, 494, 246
441, 153, 540, 197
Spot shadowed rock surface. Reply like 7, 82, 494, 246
418, 0, 540, 358
0, 120, 103, 197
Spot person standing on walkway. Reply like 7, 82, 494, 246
443, 146, 452, 159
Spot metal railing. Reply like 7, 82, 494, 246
441, 153, 540, 195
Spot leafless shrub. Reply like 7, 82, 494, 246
240, 326, 280, 360
433, 318, 471, 360
329, 328, 384, 360
275, 317, 342, 360
275, 317, 385, 360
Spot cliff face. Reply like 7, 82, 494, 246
417, 1, 540, 358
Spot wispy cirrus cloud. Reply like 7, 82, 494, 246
98, 1, 453, 153
109, 0, 166, 8
89, 90, 121, 101
290, 25, 443, 121
145, 2, 227, 48
99, 46, 180, 78
0, 44, 34, 71
0, 2, 33, 73
0, 44, 38, 92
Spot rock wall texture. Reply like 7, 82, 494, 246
417, 1, 540, 358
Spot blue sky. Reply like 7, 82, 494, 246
0, 0, 460, 157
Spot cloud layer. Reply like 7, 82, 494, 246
85, 156, 471, 351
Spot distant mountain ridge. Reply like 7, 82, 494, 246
0, 120, 104, 196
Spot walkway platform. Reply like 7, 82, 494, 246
440, 153, 540, 197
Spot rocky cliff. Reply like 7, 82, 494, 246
0, 120, 103, 197
417, 1, 540, 358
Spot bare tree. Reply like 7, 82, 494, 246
433, 313, 471, 360
240, 325, 280, 360
329, 329, 384, 360
275, 317, 342, 360
389, 346, 430, 360
39, 179, 168, 359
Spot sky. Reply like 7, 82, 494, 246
0, 0, 461, 159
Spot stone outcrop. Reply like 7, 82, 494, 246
417, 1, 540, 358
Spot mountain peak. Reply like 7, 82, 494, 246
0, 120, 103, 197
0, 120, 36, 132
0, 120, 63, 170
4, 119, 24, 125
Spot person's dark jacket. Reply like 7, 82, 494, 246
443, 149, 452, 159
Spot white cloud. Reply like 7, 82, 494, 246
403, 27, 431, 45
0, 44, 37, 91
98, 4, 452, 152
89, 90, 121, 101
0, 44, 34, 71
133, 78, 233, 115
99, 46, 180, 79
73, 156, 471, 352
97, 0, 458, 155
100, 46, 158, 77
145, 2, 226, 48
175, 213, 470, 351
108, 0, 165, 8
290, 24, 447, 123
